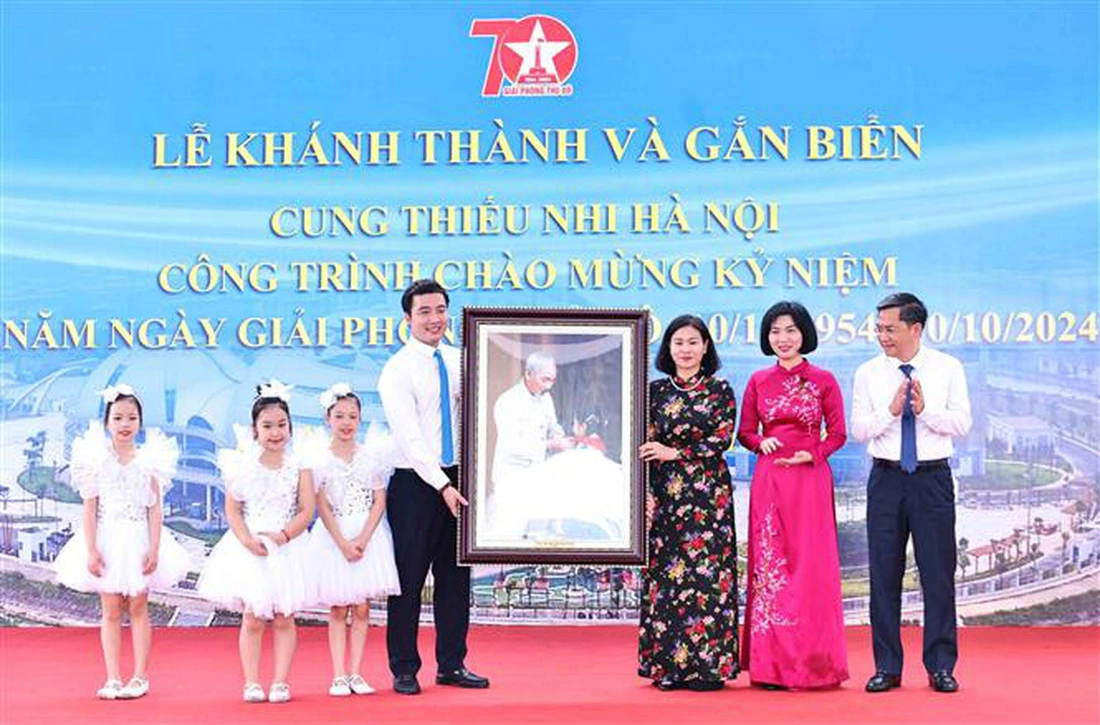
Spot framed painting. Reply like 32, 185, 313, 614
459, 307, 649, 565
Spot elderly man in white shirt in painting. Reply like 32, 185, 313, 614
488, 351, 573, 538
851, 292, 971, 695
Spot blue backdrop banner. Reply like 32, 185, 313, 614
1, 1, 1097, 627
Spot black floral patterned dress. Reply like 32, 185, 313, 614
638, 375, 740, 684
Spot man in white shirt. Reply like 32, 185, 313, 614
489, 351, 571, 535
378, 279, 489, 695
851, 292, 971, 694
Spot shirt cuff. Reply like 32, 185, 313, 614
915, 404, 942, 419
427, 470, 451, 491
875, 410, 899, 435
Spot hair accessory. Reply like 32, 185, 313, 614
319, 382, 353, 411
100, 383, 136, 404
257, 379, 293, 402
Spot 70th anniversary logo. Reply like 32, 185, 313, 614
470, 15, 577, 97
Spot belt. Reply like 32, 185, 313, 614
873, 457, 950, 471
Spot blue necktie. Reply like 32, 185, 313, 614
434, 349, 455, 466
899, 363, 917, 473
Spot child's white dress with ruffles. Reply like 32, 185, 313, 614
300, 426, 401, 606
198, 427, 311, 619
54, 424, 191, 595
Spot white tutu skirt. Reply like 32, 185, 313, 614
306, 513, 401, 607
198, 530, 311, 619
54, 521, 191, 596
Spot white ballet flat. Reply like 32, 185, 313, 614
96, 679, 124, 700
268, 681, 291, 703
329, 676, 351, 697
242, 682, 266, 703
118, 676, 149, 699
347, 674, 375, 695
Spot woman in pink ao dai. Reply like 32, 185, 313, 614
737, 302, 849, 690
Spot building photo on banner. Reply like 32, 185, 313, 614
0, 1, 1097, 723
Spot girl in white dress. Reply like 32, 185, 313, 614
302, 383, 400, 697
197, 380, 316, 704
54, 384, 190, 700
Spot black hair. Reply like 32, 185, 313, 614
103, 394, 143, 428
655, 314, 720, 376
251, 386, 293, 435
401, 278, 450, 314
324, 392, 362, 414
760, 301, 818, 356
876, 292, 928, 327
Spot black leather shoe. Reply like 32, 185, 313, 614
686, 679, 725, 692
928, 671, 959, 693
393, 674, 421, 695
435, 667, 490, 689
756, 682, 786, 691
654, 677, 684, 691
865, 672, 902, 692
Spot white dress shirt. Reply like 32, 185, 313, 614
378, 336, 461, 490
851, 344, 972, 461
491, 380, 564, 486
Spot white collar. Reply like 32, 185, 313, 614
405, 335, 445, 358
883, 344, 928, 371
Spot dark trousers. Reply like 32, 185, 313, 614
386, 466, 470, 678
867, 461, 958, 675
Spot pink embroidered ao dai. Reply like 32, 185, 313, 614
737, 359, 848, 689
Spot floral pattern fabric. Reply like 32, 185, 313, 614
638, 375, 740, 684
749, 504, 796, 634
737, 359, 849, 688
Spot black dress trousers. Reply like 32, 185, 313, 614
867, 460, 959, 676
386, 465, 470, 677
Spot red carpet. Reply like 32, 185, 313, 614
1, 625, 1096, 724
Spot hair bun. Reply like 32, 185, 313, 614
255, 379, 293, 402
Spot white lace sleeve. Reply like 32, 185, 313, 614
68, 422, 111, 500
293, 425, 331, 493
134, 429, 179, 505
355, 425, 399, 491
217, 424, 260, 502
